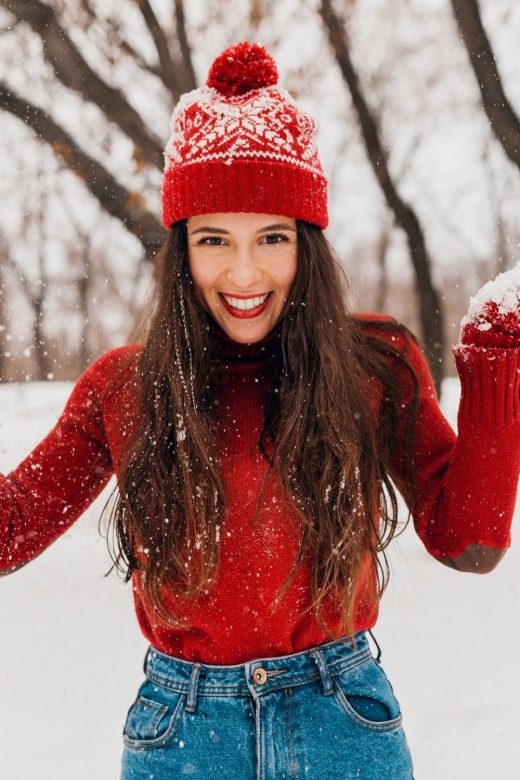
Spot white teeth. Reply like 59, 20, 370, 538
222, 293, 270, 311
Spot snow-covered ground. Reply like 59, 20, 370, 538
0, 376, 519, 779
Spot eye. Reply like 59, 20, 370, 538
262, 233, 289, 245
197, 236, 225, 246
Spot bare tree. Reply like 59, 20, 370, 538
0, 0, 199, 258
374, 225, 391, 314
74, 238, 93, 370
318, 0, 445, 390
66, 222, 139, 369
5, 253, 51, 380
479, 135, 516, 279
0, 237, 7, 382
3, 0, 163, 168
451, 0, 520, 171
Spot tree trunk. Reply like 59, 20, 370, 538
2, 0, 164, 170
32, 293, 51, 380
0, 84, 166, 260
319, 0, 445, 392
451, 0, 520, 171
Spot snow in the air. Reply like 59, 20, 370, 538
0, 376, 519, 779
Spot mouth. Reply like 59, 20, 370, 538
218, 292, 273, 318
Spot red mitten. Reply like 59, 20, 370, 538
459, 263, 520, 348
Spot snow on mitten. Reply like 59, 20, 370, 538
459, 261, 520, 348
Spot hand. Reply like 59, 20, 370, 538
459, 261, 520, 348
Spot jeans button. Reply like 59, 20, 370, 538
253, 667, 268, 684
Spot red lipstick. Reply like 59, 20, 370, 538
219, 292, 272, 319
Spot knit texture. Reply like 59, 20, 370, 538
459, 263, 520, 348
161, 41, 328, 229
1, 315, 520, 664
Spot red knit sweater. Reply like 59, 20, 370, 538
1, 314, 519, 664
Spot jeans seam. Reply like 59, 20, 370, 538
285, 687, 297, 780
333, 685, 403, 733
123, 692, 186, 751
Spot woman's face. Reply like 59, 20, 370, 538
187, 212, 298, 344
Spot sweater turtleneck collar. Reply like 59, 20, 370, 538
209, 317, 283, 366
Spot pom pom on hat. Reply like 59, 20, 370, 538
206, 40, 278, 97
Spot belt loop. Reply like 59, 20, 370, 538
368, 629, 382, 663
185, 663, 202, 713
143, 645, 152, 675
309, 648, 334, 697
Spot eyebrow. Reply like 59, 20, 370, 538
189, 223, 297, 235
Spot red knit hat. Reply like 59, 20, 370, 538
161, 41, 328, 229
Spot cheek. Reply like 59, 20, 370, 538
188, 256, 215, 295
278, 253, 297, 293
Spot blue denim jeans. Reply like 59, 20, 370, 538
120, 630, 414, 779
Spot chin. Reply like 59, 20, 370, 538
227, 332, 265, 344
223, 324, 271, 344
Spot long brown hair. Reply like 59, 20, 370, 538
100, 219, 420, 639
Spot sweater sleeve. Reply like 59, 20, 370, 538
389, 332, 520, 562
0, 350, 121, 573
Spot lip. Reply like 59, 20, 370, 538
219, 292, 271, 299
219, 291, 273, 319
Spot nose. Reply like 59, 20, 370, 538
225, 249, 263, 289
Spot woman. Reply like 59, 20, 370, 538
1, 41, 519, 779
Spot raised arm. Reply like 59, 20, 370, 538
0, 349, 125, 575
389, 329, 520, 574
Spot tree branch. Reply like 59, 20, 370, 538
1, 0, 164, 170
0, 83, 166, 259
174, 0, 197, 92
451, 0, 520, 171
77, 0, 168, 84
318, 0, 445, 389
133, 0, 185, 99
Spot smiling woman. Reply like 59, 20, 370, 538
2, 39, 520, 780
187, 212, 298, 343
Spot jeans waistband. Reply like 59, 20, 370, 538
143, 631, 373, 710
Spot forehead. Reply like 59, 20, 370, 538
187, 213, 296, 231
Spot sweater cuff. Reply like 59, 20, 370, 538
452, 343, 520, 425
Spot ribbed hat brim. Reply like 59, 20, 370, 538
162, 159, 328, 229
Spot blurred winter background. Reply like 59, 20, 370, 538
0, 0, 519, 777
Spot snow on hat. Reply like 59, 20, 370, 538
161, 41, 328, 229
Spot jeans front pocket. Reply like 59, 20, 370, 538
332, 655, 403, 733
123, 679, 185, 751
